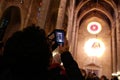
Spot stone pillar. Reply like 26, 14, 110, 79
67, 0, 75, 45
39, 0, 50, 29
116, 11, 120, 72
24, 0, 33, 27
56, 0, 67, 29
111, 23, 117, 73
70, 13, 77, 55
70, 0, 78, 56
73, 23, 79, 58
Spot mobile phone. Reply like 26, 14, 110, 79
47, 29, 65, 50
54, 29, 65, 45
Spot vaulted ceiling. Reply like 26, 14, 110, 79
75, 0, 119, 28
46, 0, 119, 33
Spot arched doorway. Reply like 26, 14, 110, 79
0, 6, 21, 54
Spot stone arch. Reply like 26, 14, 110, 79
75, 0, 117, 30
0, 6, 21, 44
77, 8, 113, 28
75, 0, 117, 16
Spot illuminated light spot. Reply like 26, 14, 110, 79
84, 38, 105, 57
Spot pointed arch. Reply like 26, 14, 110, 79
0, 6, 21, 43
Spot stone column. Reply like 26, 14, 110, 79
70, 0, 78, 56
39, 0, 50, 29
73, 23, 79, 58
116, 10, 120, 72
111, 23, 117, 73
56, 0, 67, 29
24, 0, 33, 27
70, 13, 77, 56
67, 0, 75, 45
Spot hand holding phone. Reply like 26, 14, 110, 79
47, 29, 65, 51
58, 37, 69, 54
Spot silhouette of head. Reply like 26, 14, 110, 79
3, 25, 52, 69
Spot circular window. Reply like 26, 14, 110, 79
87, 22, 102, 34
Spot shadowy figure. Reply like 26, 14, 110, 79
1, 25, 52, 80
100, 75, 108, 80
1, 24, 83, 80
92, 73, 100, 80
48, 62, 67, 80
81, 69, 87, 80
58, 38, 84, 80
111, 76, 118, 80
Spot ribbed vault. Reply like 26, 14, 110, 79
75, 0, 117, 29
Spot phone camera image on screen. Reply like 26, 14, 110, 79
47, 29, 65, 50
56, 32, 64, 43
55, 30, 64, 45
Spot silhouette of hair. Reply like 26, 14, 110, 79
3, 25, 52, 69
101, 75, 108, 80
